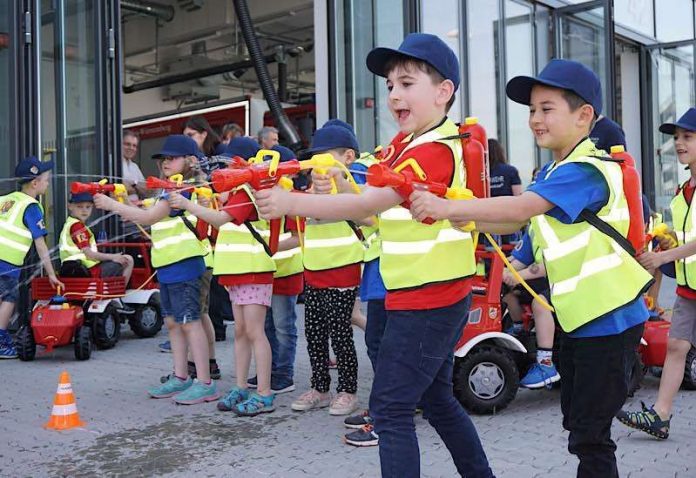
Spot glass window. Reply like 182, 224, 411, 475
0, 2, 11, 195
421, 0, 462, 123
614, 0, 654, 37
504, 0, 536, 187
467, 0, 499, 138
656, 0, 694, 42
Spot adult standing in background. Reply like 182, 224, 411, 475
590, 115, 626, 152
183, 116, 222, 172
488, 138, 522, 197
221, 123, 245, 144
258, 126, 280, 150
121, 130, 147, 203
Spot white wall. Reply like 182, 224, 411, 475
620, 48, 642, 175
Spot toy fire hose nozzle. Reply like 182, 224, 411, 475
210, 160, 303, 193
302, 153, 339, 194
651, 223, 678, 249
71, 179, 126, 203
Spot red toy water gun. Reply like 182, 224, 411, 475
460, 117, 490, 199
367, 160, 474, 225
610, 146, 645, 254
71, 179, 127, 203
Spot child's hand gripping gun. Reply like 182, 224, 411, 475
366, 160, 475, 227
647, 223, 678, 251
71, 179, 127, 202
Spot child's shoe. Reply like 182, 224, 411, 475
173, 379, 220, 405
158, 341, 171, 353
329, 392, 359, 416
217, 386, 250, 412
344, 410, 373, 429
148, 375, 192, 398
210, 361, 221, 380
520, 362, 560, 389
270, 377, 295, 394
0, 333, 18, 359
247, 376, 258, 389
616, 402, 671, 440
291, 389, 331, 411
344, 424, 379, 447
233, 393, 275, 416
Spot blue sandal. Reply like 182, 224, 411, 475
217, 386, 250, 412
233, 393, 275, 416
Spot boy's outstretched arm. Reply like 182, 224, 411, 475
255, 186, 402, 221
409, 190, 553, 224
167, 192, 232, 228
638, 240, 696, 271
34, 237, 64, 289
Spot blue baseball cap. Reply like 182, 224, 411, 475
224, 136, 261, 159
152, 135, 203, 159
68, 192, 94, 203
303, 120, 360, 156
272, 144, 296, 162
366, 33, 460, 91
659, 107, 696, 135
506, 59, 603, 116
15, 155, 54, 183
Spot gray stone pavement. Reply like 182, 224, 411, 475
0, 279, 693, 478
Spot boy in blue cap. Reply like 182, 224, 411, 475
255, 34, 493, 477
617, 107, 696, 440
407, 58, 654, 477
0, 156, 63, 358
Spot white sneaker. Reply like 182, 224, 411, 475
329, 392, 359, 416
291, 389, 332, 411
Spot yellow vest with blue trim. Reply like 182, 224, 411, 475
0, 191, 42, 266
59, 216, 99, 268
150, 200, 206, 269
530, 139, 653, 332
670, 180, 696, 290
378, 120, 476, 290
273, 217, 303, 279
213, 187, 276, 275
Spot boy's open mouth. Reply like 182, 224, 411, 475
396, 109, 410, 121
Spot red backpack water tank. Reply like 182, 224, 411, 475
460, 117, 490, 198
610, 145, 645, 254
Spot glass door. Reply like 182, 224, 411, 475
554, 0, 615, 118
642, 41, 696, 222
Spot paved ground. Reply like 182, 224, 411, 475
1, 279, 693, 478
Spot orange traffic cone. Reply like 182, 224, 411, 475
44, 370, 85, 430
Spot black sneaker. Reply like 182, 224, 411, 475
344, 410, 373, 429
270, 377, 295, 394
616, 401, 671, 440
344, 424, 379, 447
210, 361, 221, 380
247, 376, 258, 389
188, 361, 197, 379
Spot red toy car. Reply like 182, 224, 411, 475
637, 316, 696, 390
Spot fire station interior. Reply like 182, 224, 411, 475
120, 0, 315, 176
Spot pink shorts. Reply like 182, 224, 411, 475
227, 284, 273, 307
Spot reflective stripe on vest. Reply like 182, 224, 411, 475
0, 192, 40, 266
530, 140, 653, 332
670, 182, 696, 289
59, 216, 99, 268
213, 220, 277, 275
150, 209, 206, 268
302, 219, 364, 271
361, 223, 381, 262
378, 119, 476, 290
273, 227, 303, 279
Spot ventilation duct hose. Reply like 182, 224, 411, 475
232, 0, 303, 151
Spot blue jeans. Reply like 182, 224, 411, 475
264, 294, 298, 382
159, 278, 201, 324
370, 294, 493, 478
365, 299, 387, 372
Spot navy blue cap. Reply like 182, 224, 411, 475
152, 135, 203, 159
659, 107, 696, 135
15, 155, 54, 183
68, 192, 94, 203
224, 137, 261, 159
272, 145, 296, 162
366, 33, 460, 91
304, 120, 360, 156
506, 59, 603, 116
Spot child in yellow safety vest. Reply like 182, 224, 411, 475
617, 107, 696, 439
0, 156, 63, 359
94, 134, 219, 405
167, 137, 282, 416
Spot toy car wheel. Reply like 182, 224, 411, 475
627, 350, 645, 397
682, 346, 696, 390
129, 295, 163, 338
91, 304, 120, 349
74, 326, 92, 361
453, 346, 519, 414
15, 325, 36, 361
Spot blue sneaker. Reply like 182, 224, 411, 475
233, 393, 275, 416
217, 386, 250, 411
173, 379, 221, 405
158, 341, 171, 353
0, 339, 18, 359
271, 377, 295, 394
148, 375, 192, 398
520, 362, 560, 389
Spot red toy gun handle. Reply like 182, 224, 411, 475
269, 219, 281, 255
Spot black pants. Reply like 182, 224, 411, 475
560, 323, 643, 478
